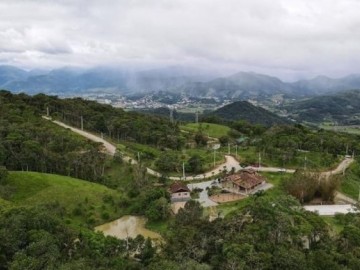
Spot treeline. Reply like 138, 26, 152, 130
38, 94, 184, 150
0, 90, 106, 181
258, 124, 359, 154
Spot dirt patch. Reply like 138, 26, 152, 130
171, 201, 187, 214
210, 193, 246, 203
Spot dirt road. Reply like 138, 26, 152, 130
44, 117, 355, 183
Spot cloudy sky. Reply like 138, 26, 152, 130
0, 0, 359, 80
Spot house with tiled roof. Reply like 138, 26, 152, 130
169, 181, 191, 202
221, 169, 265, 194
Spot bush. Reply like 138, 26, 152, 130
101, 211, 110, 220
0, 166, 8, 185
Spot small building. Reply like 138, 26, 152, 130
221, 169, 265, 194
169, 182, 191, 202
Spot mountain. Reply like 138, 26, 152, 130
3, 65, 360, 100
0, 65, 28, 86
175, 71, 296, 100
0, 65, 213, 94
292, 75, 360, 95
284, 89, 360, 124
206, 101, 291, 126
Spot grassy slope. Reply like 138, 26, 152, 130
181, 123, 231, 138
7, 171, 124, 227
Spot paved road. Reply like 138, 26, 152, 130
304, 204, 358, 216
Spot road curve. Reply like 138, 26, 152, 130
43, 117, 355, 183
44, 117, 240, 180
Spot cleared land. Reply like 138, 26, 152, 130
6, 172, 123, 227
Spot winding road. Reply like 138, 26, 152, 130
43, 117, 355, 182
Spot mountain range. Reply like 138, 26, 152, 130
1, 65, 360, 100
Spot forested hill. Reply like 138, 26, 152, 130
206, 101, 291, 126
0, 90, 184, 179
1, 90, 184, 149
285, 89, 360, 124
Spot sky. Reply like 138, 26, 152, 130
0, 0, 360, 80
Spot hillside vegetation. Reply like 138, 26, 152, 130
285, 89, 360, 124
206, 101, 290, 126
181, 122, 231, 138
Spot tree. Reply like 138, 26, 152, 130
282, 170, 319, 203
175, 200, 203, 226
0, 167, 8, 185
194, 132, 208, 147
155, 152, 180, 172
186, 154, 204, 174
219, 136, 229, 146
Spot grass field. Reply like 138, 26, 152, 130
181, 122, 231, 138
6, 171, 124, 227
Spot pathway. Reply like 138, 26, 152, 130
44, 117, 358, 210
43, 117, 355, 182
43, 117, 239, 180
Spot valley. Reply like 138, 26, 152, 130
2, 89, 360, 269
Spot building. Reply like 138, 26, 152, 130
169, 182, 191, 202
221, 169, 265, 194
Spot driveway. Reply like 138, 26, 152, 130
187, 180, 219, 207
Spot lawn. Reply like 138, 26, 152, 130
7, 171, 124, 227
181, 122, 231, 138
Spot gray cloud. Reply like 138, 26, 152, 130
0, 0, 360, 80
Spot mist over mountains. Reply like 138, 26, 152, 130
1, 65, 360, 100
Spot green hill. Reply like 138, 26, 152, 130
6, 171, 123, 227
208, 101, 291, 126
286, 89, 360, 124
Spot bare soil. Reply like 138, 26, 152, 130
210, 193, 246, 203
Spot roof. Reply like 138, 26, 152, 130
169, 181, 190, 193
223, 169, 265, 189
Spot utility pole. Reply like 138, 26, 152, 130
258, 152, 261, 169
80, 116, 84, 130
182, 162, 186, 180
169, 108, 174, 123
213, 149, 216, 167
